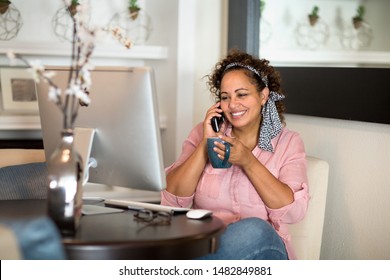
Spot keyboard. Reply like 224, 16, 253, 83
104, 199, 191, 214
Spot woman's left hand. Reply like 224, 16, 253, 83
215, 135, 254, 168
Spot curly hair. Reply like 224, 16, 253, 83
207, 49, 286, 124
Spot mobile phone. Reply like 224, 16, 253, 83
211, 111, 225, 133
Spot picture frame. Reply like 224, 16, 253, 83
0, 67, 38, 112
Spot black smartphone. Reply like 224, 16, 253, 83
211, 111, 225, 133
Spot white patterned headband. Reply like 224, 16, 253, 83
224, 62, 269, 87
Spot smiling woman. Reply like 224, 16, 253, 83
161, 49, 309, 260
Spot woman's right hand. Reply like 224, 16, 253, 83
203, 102, 225, 139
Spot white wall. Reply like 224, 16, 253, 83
142, 0, 179, 165
193, 0, 228, 127
167, 0, 228, 158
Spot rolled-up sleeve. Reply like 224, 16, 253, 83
160, 189, 194, 208
266, 132, 309, 228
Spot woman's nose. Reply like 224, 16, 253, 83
228, 97, 239, 109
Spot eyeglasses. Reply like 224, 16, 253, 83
133, 209, 172, 231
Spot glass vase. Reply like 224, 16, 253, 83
47, 129, 83, 236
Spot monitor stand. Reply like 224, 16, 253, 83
74, 127, 96, 185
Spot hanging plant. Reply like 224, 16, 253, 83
308, 6, 319, 26
352, 5, 365, 29
260, 0, 265, 18
67, 0, 80, 17
129, 0, 141, 20
0, 0, 23, 40
0, 0, 11, 14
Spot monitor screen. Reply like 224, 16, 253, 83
36, 66, 166, 196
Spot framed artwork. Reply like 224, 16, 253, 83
0, 67, 38, 112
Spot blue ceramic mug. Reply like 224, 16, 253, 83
207, 137, 232, 168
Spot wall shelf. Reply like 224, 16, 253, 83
0, 115, 41, 131
260, 49, 390, 67
0, 115, 167, 131
0, 41, 168, 60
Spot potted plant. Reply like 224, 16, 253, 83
129, 0, 140, 20
260, 0, 265, 18
0, 0, 11, 14
352, 5, 365, 29
308, 6, 319, 26
68, 0, 79, 17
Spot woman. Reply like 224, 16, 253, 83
161, 50, 309, 260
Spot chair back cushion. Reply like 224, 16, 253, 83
289, 156, 329, 260
0, 162, 48, 200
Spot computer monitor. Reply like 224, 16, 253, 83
36, 66, 166, 198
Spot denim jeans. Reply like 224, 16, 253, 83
196, 217, 288, 260
2, 217, 66, 260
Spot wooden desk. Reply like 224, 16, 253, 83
0, 199, 225, 260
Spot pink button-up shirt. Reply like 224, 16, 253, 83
161, 122, 309, 259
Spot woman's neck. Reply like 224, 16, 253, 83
231, 119, 261, 151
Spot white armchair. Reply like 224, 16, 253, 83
289, 156, 330, 260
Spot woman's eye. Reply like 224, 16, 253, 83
221, 96, 228, 101
238, 93, 248, 98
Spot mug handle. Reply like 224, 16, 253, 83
222, 143, 230, 165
